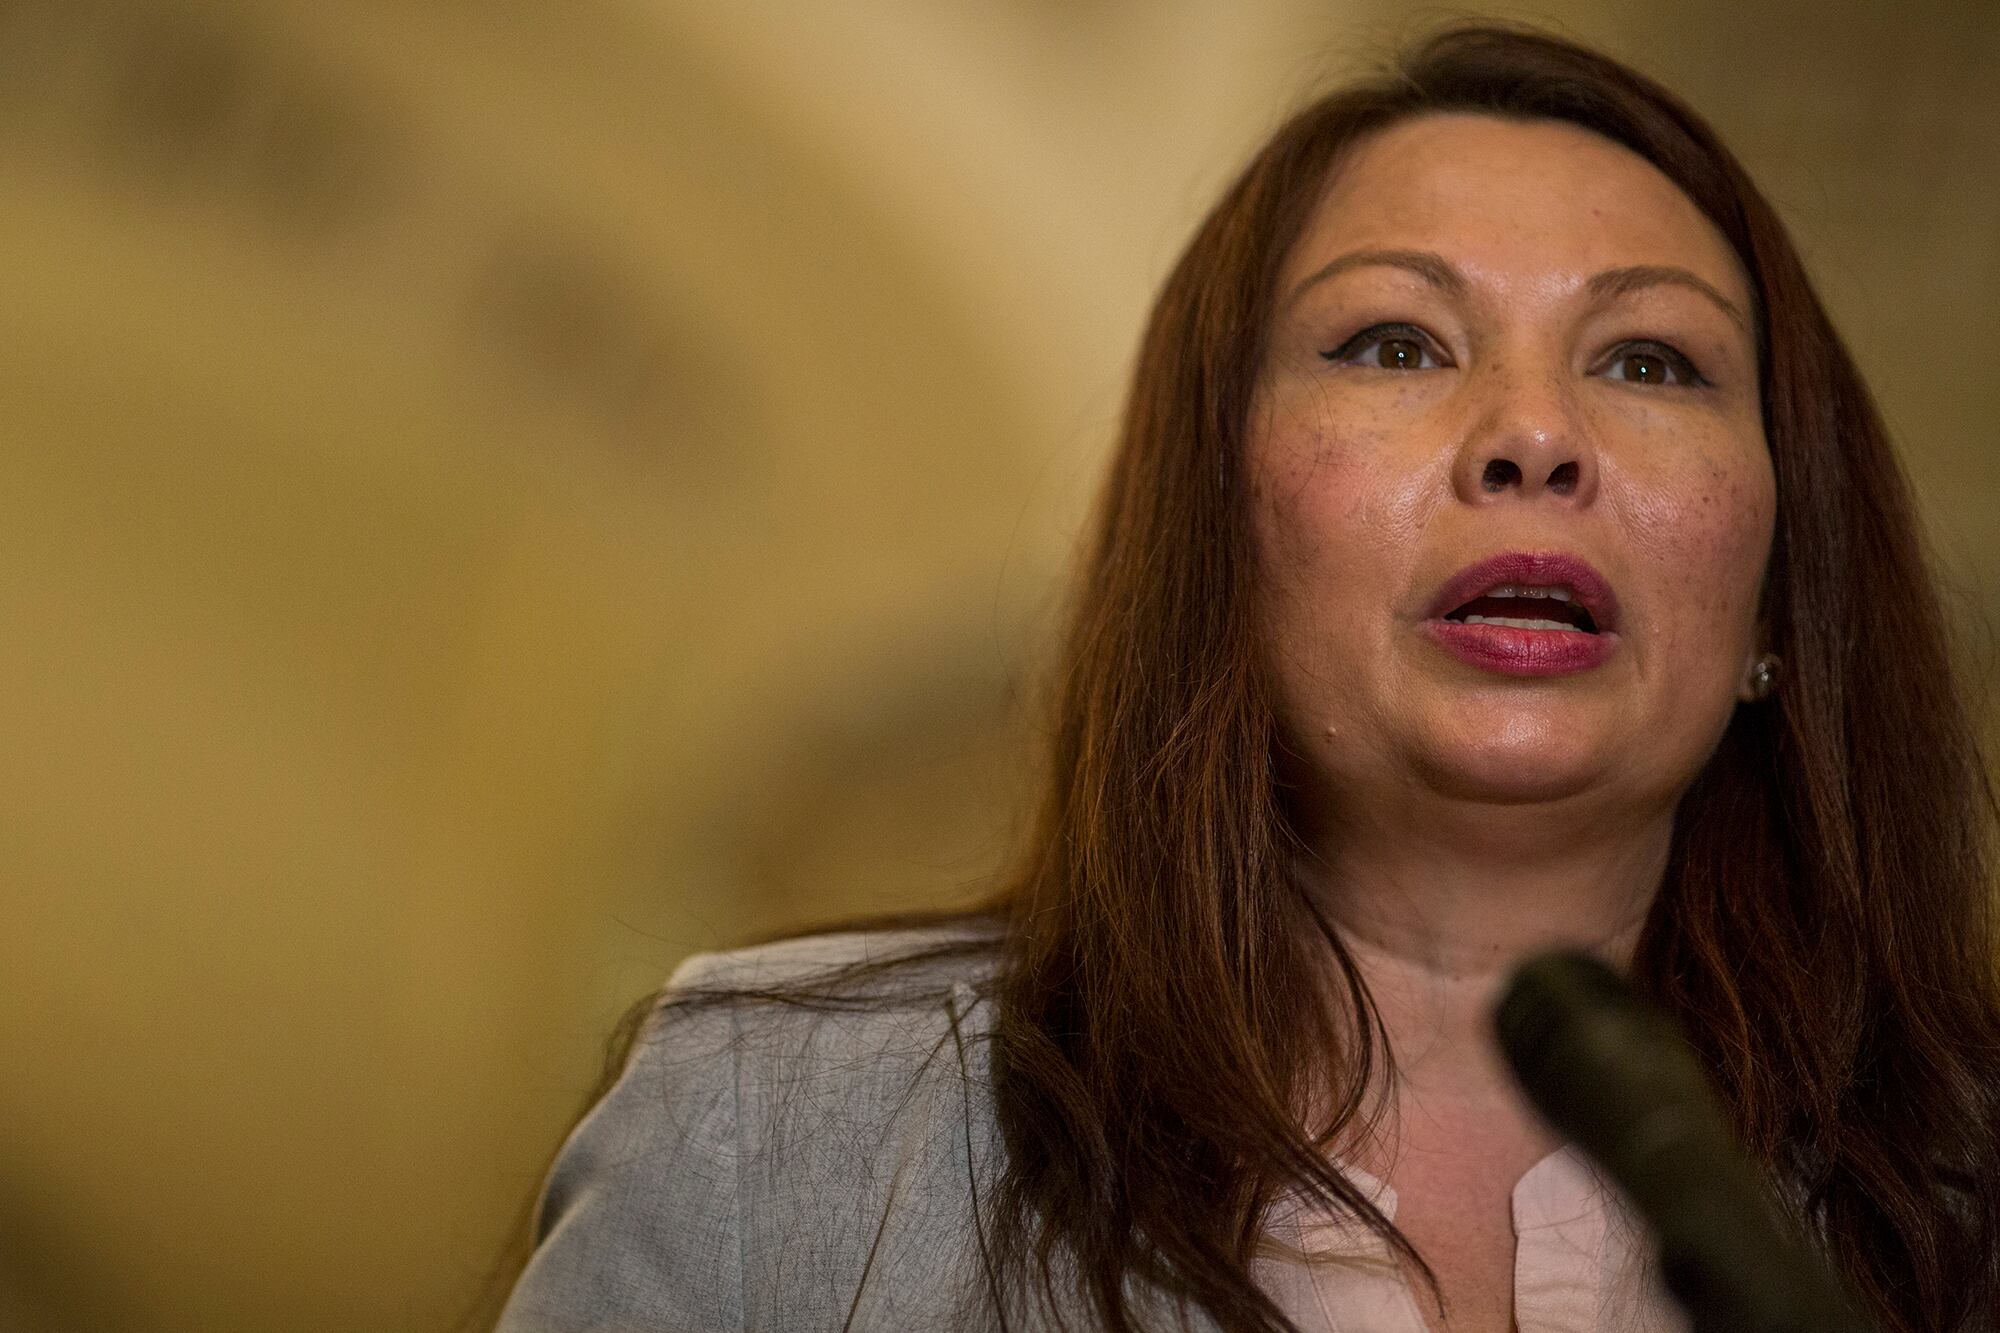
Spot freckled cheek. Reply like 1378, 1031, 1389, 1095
1251, 433, 1411, 580
1701, 462, 1775, 607
1630, 455, 1775, 647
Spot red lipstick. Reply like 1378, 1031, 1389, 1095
1421, 551, 1621, 677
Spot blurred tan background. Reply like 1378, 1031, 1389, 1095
1, 0, 1993, 1329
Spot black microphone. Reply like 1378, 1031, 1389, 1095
1492, 950, 1874, 1333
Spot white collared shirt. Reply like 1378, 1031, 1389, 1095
1253, 1146, 1691, 1333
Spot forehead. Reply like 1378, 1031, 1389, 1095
1281, 112, 1751, 309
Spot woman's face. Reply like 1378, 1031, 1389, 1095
1250, 112, 1773, 830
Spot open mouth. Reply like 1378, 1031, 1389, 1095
1442, 584, 1599, 634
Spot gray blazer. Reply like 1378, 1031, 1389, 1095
499, 930, 1722, 1332
500, 928, 1109, 1332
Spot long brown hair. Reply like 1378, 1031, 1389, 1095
976, 20, 2000, 1333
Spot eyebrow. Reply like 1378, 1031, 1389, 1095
1288, 248, 1468, 305
1285, 247, 1751, 333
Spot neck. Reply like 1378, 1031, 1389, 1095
1297, 792, 1673, 1113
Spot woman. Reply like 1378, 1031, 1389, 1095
499, 22, 2000, 1333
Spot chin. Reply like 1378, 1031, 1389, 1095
1412, 721, 1612, 805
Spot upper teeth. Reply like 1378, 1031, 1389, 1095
1461, 616, 1586, 632
1484, 584, 1573, 601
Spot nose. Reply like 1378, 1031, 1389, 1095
1451, 358, 1598, 505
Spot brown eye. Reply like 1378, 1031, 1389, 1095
1373, 338, 1425, 370
1620, 351, 1670, 383
1603, 341, 1706, 387
1320, 322, 1444, 371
